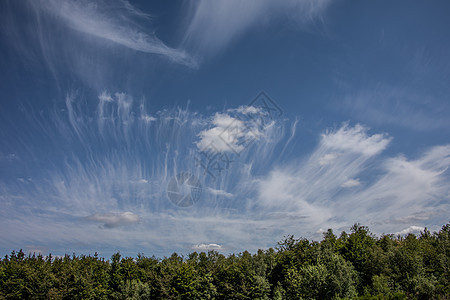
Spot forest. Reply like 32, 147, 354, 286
0, 223, 448, 300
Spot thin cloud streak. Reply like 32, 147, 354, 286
0, 92, 448, 256
86, 212, 140, 228
0, 0, 197, 94
343, 84, 450, 131
34, 0, 196, 67
253, 124, 449, 239
182, 0, 332, 58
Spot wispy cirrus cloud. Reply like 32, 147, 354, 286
33, 0, 195, 67
253, 124, 449, 238
321, 123, 391, 156
0, 153, 19, 162
182, 0, 332, 58
254, 124, 391, 218
0, 0, 197, 93
0, 91, 448, 256
342, 84, 450, 131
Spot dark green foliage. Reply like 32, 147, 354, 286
1, 223, 448, 299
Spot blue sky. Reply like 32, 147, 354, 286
0, 0, 449, 258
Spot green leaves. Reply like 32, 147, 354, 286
0, 223, 448, 299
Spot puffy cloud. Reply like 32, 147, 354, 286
192, 243, 223, 251
196, 113, 261, 153
395, 226, 425, 236
207, 188, 233, 198
341, 178, 360, 188
321, 123, 391, 156
234, 106, 262, 115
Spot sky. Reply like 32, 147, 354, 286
0, 0, 449, 258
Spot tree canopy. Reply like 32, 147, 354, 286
1, 223, 448, 299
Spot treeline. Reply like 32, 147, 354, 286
1, 224, 448, 299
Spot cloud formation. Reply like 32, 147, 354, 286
395, 225, 425, 236
192, 243, 223, 251
196, 112, 262, 154
343, 84, 450, 131
182, 0, 332, 58
0, 0, 197, 93
86, 212, 140, 228
1, 0, 449, 260
321, 123, 391, 156
0, 91, 448, 256
34, 0, 195, 66
254, 124, 449, 237
341, 178, 360, 188
207, 188, 233, 199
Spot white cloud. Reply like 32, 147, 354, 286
341, 178, 360, 188
343, 84, 450, 131
196, 113, 260, 153
254, 124, 449, 239
118, 0, 152, 19
2, 0, 197, 92
318, 153, 338, 165
182, 0, 332, 57
35, 0, 195, 67
1, 97, 448, 257
0, 95, 288, 255
129, 179, 149, 184
234, 106, 262, 115
141, 115, 157, 123
395, 226, 425, 236
389, 213, 433, 224
98, 91, 114, 103
321, 123, 391, 156
192, 243, 223, 251
86, 212, 140, 228
207, 188, 233, 198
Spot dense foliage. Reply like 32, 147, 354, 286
1, 223, 448, 299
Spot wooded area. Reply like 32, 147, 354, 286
1, 223, 448, 299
